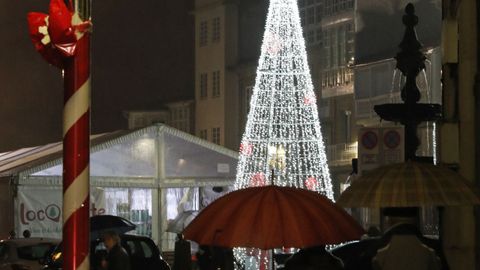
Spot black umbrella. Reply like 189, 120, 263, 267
90, 215, 136, 239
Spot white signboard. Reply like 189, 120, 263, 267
358, 127, 404, 174
216, 163, 230, 173
16, 187, 106, 238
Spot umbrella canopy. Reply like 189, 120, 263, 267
183, 186, 364, 249
167, 210, 198, 233
337, 161, 480, 208
90, 215, 136, 239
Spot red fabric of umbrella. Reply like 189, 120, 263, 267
183, 186, 364, 249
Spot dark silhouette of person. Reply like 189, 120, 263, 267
173, 234, 192, 270
196, 245, 212, 270
361, 226, 381, 240
343, 207, 449, 270
211, 247, 234, 270
22, 230, 31, 238
196, 245, 233, 270
284, 245, 344, 270
101, 231, 131, 270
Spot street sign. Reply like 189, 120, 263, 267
384, 130, 401, 149
358, 127, 404, 174
361, 131, 378, 150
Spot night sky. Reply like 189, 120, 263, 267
355, 0, 441, 64
0, 0, 441, 152
0, 0, 194, 152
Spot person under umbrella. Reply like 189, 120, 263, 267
173, 233, 192, 270
184, 186, 364, 270
344, 208, 448, 270
101, 230, 131, 270
371, 208, 444, 270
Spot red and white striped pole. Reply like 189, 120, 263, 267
62, 1, 91, 270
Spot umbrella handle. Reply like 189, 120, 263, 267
271, 249, 274, 270
271, 169, 275, 186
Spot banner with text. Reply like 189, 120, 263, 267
16, 186, 106, 238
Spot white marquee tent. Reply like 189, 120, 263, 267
0, 124, 238, 250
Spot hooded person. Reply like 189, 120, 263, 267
371, 207, 443, 270
101, 230, 131, 270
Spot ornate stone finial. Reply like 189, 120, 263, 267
374, 3, 442, 161
395, 2, 425, 104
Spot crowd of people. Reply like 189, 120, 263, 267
175, 207, 448, 270
282, 207, 447, 270
7, 206, 446, 270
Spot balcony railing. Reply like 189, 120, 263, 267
326, 142, 358, 167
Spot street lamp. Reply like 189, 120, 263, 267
268, 144, 286, 184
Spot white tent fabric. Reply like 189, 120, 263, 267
1, 124, 238, 247
14, 124, 238, 185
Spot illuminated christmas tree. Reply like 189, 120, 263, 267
235, 0, 333, 200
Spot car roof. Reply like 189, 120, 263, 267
91, 234, 153, 244
121, 234, 150, 240
0, 238, 60, 247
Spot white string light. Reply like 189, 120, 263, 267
235, 0, 334, 200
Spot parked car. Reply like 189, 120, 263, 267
0, 237, 60, 270
42, 234, 169, 270
42, 215, 169, 270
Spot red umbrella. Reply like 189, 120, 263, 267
183, 186, 364, 249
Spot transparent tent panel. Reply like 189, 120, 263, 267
32, 164, 62, 176
30, 128, 237, 179
163, 133, 237, 178
33, 132, 157, 177
89, 133, 157, 176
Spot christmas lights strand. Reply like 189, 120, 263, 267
235, 0, 334, 264
235, 0, 333, 199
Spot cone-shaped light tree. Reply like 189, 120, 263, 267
235, 0, 333, 200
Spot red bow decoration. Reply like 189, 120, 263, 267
27, 0, 91, 68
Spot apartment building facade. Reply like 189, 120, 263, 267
194, 0, 241, 148
194, 0, 357, 195
124, 100, 195, 134
299, 0, 357, 192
